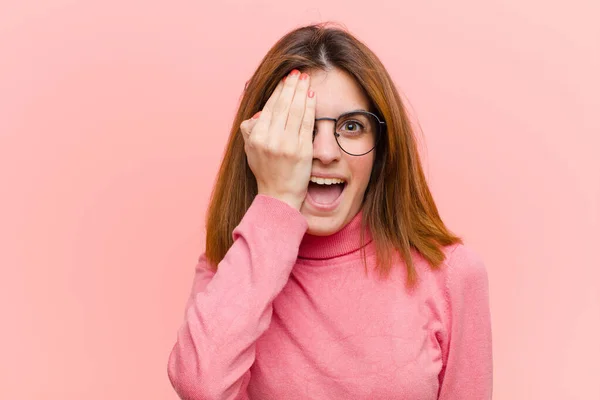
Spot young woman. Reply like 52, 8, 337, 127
167, 22, 492, 399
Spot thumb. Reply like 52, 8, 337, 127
240, 111, 261, 140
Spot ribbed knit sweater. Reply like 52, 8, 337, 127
168, 194, 493, 399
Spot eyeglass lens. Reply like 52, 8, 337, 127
313, 111, 379, 156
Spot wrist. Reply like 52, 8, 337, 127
257, 192, 302, 211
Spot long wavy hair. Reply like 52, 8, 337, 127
204, 22, 462, 287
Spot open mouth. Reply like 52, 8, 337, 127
306, 177, 347, 206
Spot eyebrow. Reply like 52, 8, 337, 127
315, 108, 368, 119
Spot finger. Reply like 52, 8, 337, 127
261, 79, 285, 115
299, 87, 316, 152
284, 73, 311, 141
269, 70, 302, 139
240, 113, 260, 142
252, 79, 285, 141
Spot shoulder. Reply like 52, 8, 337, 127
426, 243, 491, 335
196, 253, 218, 276
441, 242, 488, 284
426, 243, 490, 304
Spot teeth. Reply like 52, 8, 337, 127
309, 176, 345, 185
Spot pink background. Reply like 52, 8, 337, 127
1, 0, 598, 399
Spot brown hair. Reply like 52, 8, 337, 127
204, 22, 462, 287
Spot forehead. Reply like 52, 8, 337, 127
304, 68, 371, 118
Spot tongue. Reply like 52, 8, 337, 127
307, 182, 344, 204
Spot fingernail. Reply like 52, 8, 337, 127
299, 73, 309, 80
308, 89, 315, 98
252, 111, 261, 119
290, 69, 300, 76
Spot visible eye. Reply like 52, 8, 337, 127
340, 120, 364, 133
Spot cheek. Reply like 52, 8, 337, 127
348, 156, 374, 191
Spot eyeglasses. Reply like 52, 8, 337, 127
313, 110, 385, 156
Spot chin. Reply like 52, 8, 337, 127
301, 206, 351, 236
304, 217, 342, 236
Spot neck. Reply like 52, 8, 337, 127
298, 209, 373, 260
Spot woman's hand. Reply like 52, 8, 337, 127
240, 70, 316, 211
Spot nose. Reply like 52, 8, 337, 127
312, 120, 341, 164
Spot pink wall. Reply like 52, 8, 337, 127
1, 1, 598, 398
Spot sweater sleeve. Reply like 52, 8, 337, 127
167, 194, 308, 400
437, 245, 493, 400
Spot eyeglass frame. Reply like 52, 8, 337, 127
313, 109, 386, 156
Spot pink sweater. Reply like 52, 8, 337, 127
167, 195, 493, 399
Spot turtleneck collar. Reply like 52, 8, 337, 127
297, 209, 373, 260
